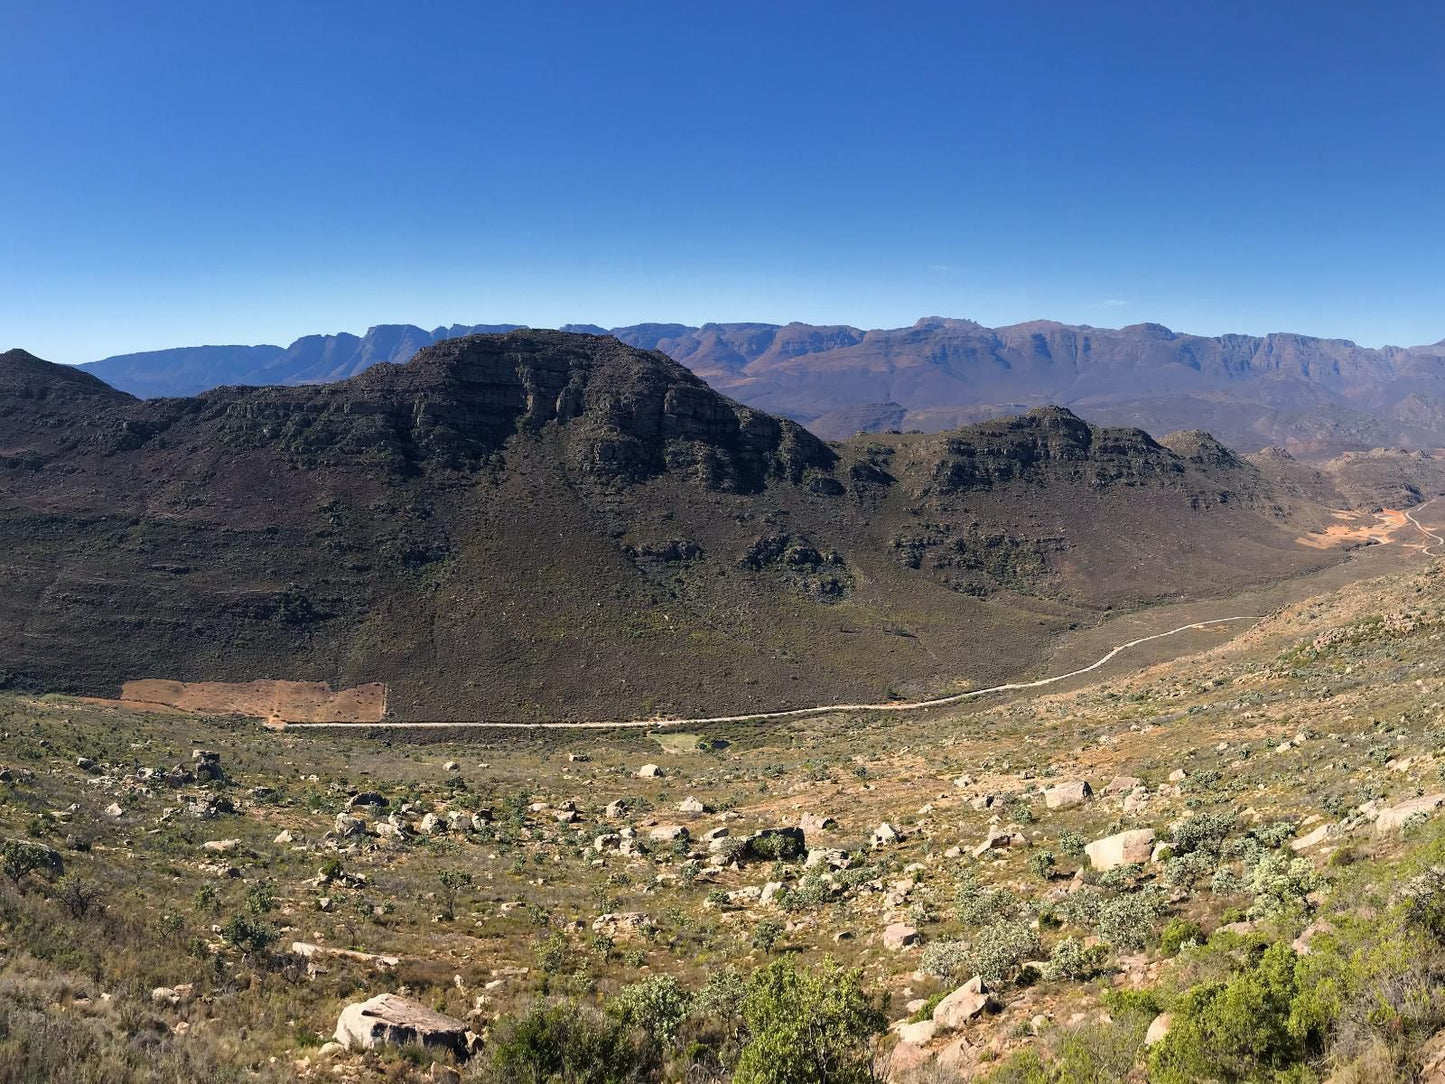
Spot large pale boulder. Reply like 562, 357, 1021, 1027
334, 993, 471, 1057
895, 1019, 937, 1046
1084, 828, 1155, 871
1044, 780, 1092, 810
882, 922, 920, 950
1375, 794, 1445, 834
1420, 1026, 1445, 1083
1145, 1012, 1172, 1046
933, 976, 990, 1030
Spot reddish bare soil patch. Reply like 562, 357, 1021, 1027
1296, 508, 1407, 549
115, 679, 387, 725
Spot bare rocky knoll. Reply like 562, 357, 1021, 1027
0, 334, 1358, 719
81, 317, 1445, 454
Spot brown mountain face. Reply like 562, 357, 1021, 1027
601, 318, 1445, 454
1, 331, 1357, 719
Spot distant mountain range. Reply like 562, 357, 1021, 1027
76, 317, 1445, 453
79, 324, 526, 398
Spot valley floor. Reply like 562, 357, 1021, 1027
4, 529, 1445, 1080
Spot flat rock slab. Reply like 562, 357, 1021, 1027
334, 993, 470, 1057
1375, 793, 1445, 834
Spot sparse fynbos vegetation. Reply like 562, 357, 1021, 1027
0, 555, 1441, 1080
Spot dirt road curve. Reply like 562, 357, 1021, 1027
1405, 506, 1445, 557
285, 616, 1262, 731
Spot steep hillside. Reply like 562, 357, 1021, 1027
3, 332, 1348, 719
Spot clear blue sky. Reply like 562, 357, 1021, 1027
4, 1, 1444, 363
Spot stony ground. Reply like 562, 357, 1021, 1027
5, 559, 1445, 1081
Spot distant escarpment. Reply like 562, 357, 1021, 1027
82, 317, 1445, 454
0, 335, 1352, 718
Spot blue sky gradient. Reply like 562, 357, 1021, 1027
4, 1, 1444, 362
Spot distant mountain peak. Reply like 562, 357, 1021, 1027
1119, 322, 1178, 340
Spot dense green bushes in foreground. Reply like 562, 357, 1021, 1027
986, 825, 1445, 1083
481, 957, 885, 1084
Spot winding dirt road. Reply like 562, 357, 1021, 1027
285, 616, 1262, 732
1405, 504, 1445, 557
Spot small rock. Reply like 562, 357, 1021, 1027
1104, 775, 1143, 795
871, 823, 901, 848
592, 912, 652, 938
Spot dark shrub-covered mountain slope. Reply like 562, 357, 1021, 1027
2, 332, 1346, 719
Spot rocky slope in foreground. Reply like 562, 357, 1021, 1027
3, 535, 1445, 1081
2, 333, 1353, 718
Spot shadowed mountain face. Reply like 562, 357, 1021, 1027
4, 332, 1353, 719
77, 318, 1445, 454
